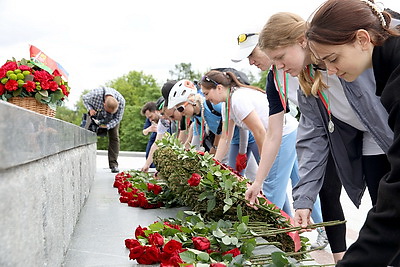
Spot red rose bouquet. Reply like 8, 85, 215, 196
124, 212, 248, 266
113, 170, 180, 209
0, 58, 71, 110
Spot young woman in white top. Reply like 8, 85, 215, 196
200, 70, 299, 216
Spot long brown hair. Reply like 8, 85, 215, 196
200, 70, 264, 93
307, 0, 398, 47
258, 12, 327, 96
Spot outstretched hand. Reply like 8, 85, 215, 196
294, 209, 312, 232
245, 182, 262, 210
141, 164, 150, 173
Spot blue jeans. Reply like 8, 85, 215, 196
262, 129, 323, 222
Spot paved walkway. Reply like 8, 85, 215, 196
63, 151, 373, 266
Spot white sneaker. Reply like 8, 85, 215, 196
310, 228, 329, 250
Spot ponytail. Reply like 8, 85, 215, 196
225, 72, 265, 93
201, 70, 265, 93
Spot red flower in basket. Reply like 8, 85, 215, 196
0, 58, 71, 108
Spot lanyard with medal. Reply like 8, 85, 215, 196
307, 65, 335, 133
273, 65, 289, 125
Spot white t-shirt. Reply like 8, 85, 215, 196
229, 87, 297, 136
326, 75, 383, 155
157, 118, 171, 134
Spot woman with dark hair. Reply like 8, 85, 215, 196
305, 0, 400, 266
200, 70, 299, 217
258, 11, 393, 263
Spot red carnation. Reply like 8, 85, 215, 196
60, 84, 69, 96
33, 70, 53, 82
148, 232, 164, 247
52, 69, 61, 76
222, 247, 241, 257
0, 68, 6, 78
192, 236, 210, 251
1, 61, 17, 71
188, 173, 202, 186
23, 81, 36, 92
18, 65, 31, 71
48, 81, 58, 91
134, 225, 147, 239
5, 80, 18, 91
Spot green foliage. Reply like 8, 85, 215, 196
55, 106, 81, 125
169, 62, 202, 81
251, 70, 269, 90
54, 64, 269, 151
55, 71, 161, 151
153, 134, 297, 254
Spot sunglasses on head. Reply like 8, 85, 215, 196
201, 75, 219, 86
237, 33, 258, 45
176, 102, 189, 113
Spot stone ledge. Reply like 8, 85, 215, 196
0, 101, 97, 170
0, 144, 96, 267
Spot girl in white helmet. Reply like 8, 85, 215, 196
200, 70, 299, 216
167, 79, 223, 153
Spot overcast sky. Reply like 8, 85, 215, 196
1, 0, 399, 108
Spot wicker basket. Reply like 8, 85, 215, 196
8, 97, 56, 117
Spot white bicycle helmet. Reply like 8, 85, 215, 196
167, 79, 196, 109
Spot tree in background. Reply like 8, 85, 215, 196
251, 69, 268, 89
169, 63, 202, 81
55, 63, 264, 152
56, 71, 160, 151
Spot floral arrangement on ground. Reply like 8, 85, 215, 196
0, 58, 70, 109
114, 134, 344, 266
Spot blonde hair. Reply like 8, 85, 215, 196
259, 12, 327, 96
298, 66, 328, 96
